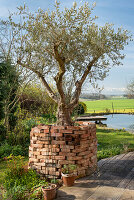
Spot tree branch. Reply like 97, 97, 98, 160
69, 56, 100, 109
53, 43, 66, 103
17, 59, 58, 103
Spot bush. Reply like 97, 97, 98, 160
73, 101, 87, 115
19, 84, 57, 116
3, 155, 47, 200
0, 142, 25, 158
11, 145, 24, 156
0, 124, 7, 142
0, 142, 12, 158
41, 114, 57, 123
97, 146, 121, 160
1, 104, 57, 158
4, 115, 57, 157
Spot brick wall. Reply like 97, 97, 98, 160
29, 122, 97, 179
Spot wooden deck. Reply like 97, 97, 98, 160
56, 152, 134, 200
76, 116, 107, 123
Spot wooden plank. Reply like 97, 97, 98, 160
76, 116, 107, 122
117, 167, 134, 189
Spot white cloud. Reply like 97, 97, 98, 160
103, 87, 127, 95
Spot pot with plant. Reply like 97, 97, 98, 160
61, 164, 77, 187
42, 182, 57, 200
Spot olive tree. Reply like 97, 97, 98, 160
2, 1, 131, 125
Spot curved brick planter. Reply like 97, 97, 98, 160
29, 123, 97, 178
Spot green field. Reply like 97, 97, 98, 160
84, 99, 134, 113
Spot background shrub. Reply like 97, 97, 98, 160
19, 84, 57, 116
0, 143, 24, 158
72, 101, 87, 115
0, 124, 7, 142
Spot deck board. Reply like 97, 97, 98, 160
56, 152, 134, 200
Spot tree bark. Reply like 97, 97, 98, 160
56, 102, 73, 126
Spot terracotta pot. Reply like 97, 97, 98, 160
61, 173, 76, 187
42, 184, 57, 200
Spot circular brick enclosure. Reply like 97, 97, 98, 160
29, 123, 97, 179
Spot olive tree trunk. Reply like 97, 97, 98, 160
56, 102, 73, 126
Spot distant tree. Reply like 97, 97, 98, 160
1, 1, 131, 125
126, 80, 134, 99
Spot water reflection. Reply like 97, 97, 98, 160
104, 114, 134, 132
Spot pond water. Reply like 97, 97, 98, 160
104, 114, 134, 132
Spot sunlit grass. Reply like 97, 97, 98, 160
84, 99, 134, 114
97, 127, 134, 160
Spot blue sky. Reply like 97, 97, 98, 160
0, 0, 134, 95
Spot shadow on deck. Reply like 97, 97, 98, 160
56, 152, 134, 200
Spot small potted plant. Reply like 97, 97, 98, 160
42, 182, 57, 200
61, 164, 77, 187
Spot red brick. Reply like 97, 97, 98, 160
51, 144, 60, 148
67, 156, 82, 161
60, 145, 74, 149
38, 133, 45, 137
51, 141, 65, 145
80, 134, 90, 139
54, 156, 65, 160
48, 167, 56, 172
29, 158, 39, 163
32, 127, 40, 134
36, 141, 45, 144
60, 148, 70, 153
80, 126, 89, 130
58, 160, 75, 165
59, 129, 73, 134
32, 136, 37, 140
59, 152, 76, 156
31, 144, 43, 148
33, 151, 41, 156
52, 126, 65, 129
78, 151, 91, 156
51, 132, 63, 137
51, 148, 60, 153
37, 125, 51, 129
66, 126, 75, 130
76, 159, 86, 164
37, 155, 46, 159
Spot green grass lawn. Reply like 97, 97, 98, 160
97, 127, 134, 160
84, 99, 134, 113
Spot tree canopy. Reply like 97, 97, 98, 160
1, 1, 131, 125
